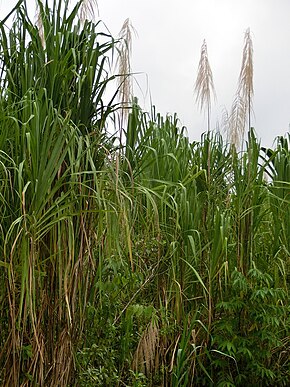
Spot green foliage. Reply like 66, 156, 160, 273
212, 267, 290, 386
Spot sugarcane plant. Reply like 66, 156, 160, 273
0, 0, 120, 385
0, 1, 289, 386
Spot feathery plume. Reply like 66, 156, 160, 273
228, 94, 247, 146
239, 28, 254, 126
116, 18, 137, 132
194, 39, 216, 132
35, 1, 45, 48
79, 0, 99, 23
228, 28, 254, 147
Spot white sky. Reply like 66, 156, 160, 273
1, 0, 290, 148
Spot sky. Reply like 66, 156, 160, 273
1, 0, 290, 148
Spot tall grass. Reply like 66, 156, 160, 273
0, 1, 120, 384
0, 1, 289, 386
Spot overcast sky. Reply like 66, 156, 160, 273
1, 0, 290, 148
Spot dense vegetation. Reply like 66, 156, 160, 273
0, 1, 289, 386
